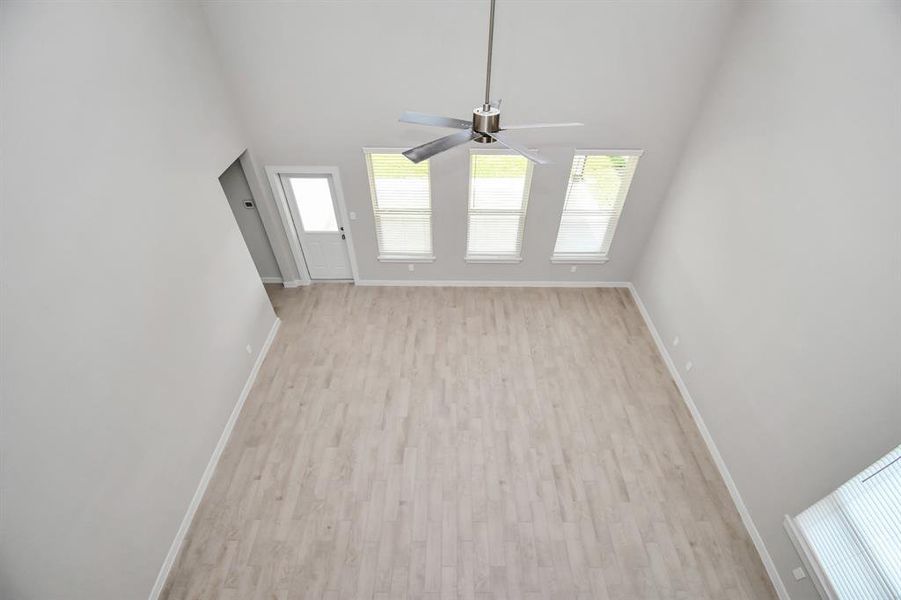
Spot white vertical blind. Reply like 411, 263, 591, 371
794, 444, 901, 599
552, 152, 640, 260
466, 151, 533, 260
364, 151, 433, 259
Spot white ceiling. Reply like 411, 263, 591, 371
201, 0, 738, 282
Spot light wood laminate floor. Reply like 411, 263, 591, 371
162, 284, 776, 600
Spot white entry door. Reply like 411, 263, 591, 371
280, 174, 352, 280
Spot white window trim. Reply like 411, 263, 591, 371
363, 148, 434, 262
551, 148, 643, 263
784, 515, 839, 600
465, 148, 534, 264
465, 256, 523, 264
550, 255, 609, 264
377, 254, 436, 263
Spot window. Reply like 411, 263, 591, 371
552, 151, 641, 263
790, 444, 901, 599
364, 150, 433, 261
466, 150, 533, 262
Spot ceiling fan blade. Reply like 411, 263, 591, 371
488, 131, 550, 165
399, 111, 472, 130
500, 122, 584, 130
403, 129, 478, 163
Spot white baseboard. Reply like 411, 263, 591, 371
627, 284, 790, 600
260, 276, 283, 284
282, 279, 307, 288
148, 317, 282, 600
354, 279, 631, 288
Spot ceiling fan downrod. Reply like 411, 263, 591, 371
483, 0, 496, 112
473, 0, 500, 143
396, 0, 583, 164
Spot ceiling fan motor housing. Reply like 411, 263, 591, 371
472, 106, 500, 143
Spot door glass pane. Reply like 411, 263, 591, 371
288, 177, 338, 232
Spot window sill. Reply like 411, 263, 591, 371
550, 255, 609, 264
465, 256, 523, 264
378, 255, 435, 263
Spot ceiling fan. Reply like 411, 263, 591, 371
399, 0, 583, 165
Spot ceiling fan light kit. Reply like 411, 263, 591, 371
399, 0, 583, 165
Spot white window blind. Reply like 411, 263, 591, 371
364, 151, 433, 260
466, 151, 533, 261
793, 444, 901, 599
552, 151, 640, 261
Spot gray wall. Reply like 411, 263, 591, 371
633, 2, 901, 598
201, 0, 738, 283
219, 157, 282, 281
0, 2, 277, 599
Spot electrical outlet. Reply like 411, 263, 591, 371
245, 344, 253, 355
685, 361, 693, 372
792, 567, 806, 581
408, 264, 415, 272
673, 336, 680, 347
570, 266, 577, 273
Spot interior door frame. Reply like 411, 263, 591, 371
265, 165, 360, 285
